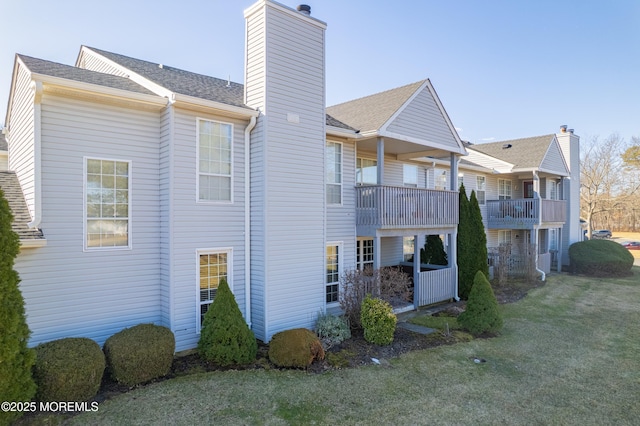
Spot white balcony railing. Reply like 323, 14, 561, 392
355, 185, 458, 229
487, 198, 566, 229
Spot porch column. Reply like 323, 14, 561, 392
373, 235, 381, 270
377, 137, 385, 185
413, 234, 421, 308
449, 230, 459, 300
450, 153, 459, 191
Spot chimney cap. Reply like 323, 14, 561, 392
297, 4, 311, 15
560, 125, 567, 132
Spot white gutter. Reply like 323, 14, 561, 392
244, 115, 257, 327
27, 81, 43, 229
533, 171, 546, 281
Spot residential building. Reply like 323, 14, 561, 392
1, 0, 466, 351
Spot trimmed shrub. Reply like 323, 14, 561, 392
198, 278, 257, 366
104, 324, 175, 386
569, 239, 634, 277
269, 328, 325, 368
360, 295, 397, 345
0, 188, 36, 425
33, 338, 105, 402
315, 312, 351, 349
340, 267, 411, 329
457, 183, 473, 299
458, 271, 503, 335
469, 190, 489, 279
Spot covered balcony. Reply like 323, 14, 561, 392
355, 185, 458, 233
487, 198, 566, 229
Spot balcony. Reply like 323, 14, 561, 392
487, 198, 566, 229
355, 185, 459, 233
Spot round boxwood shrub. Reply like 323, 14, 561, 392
198, 279, 257, 366
360, 295, 397, 345
104, 324, 175, 386
268, 328, 325, 368
569, 239, 634, 277
458, 271, 503, 335
33, 337, 105, 402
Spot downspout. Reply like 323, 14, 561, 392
27, 81, 43, 229
533, 171, 546, 281
244, 115, 257, 327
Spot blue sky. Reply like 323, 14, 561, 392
1, 0, 638, 144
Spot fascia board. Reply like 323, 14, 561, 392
172, 93, 259, 118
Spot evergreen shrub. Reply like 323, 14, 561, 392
198, 279, 257, 366
569, 239, 634, 277
33, 338, 105, 402
458, 271, 503, 334
0, 187, 36, 425
104, 324, 175, 386
315, 312, 351, 349
360, 295, 397, 345
268, 328, 325, 368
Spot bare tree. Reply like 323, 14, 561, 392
580, 134, 639, 235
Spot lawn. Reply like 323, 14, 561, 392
68, 269, 640, 425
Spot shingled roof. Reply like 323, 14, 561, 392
18, 54, 156, 96
467, 135, 556, 169
0, 171, 45, 241
83, 47, 355, 131
326, 80, 426, 133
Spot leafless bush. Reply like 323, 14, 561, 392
489, 242, 538, 285
339, 266, 412, 329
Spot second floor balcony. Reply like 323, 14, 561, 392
487, 198, 566, 229
355, 185, 459, 233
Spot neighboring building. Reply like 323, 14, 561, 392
460, 127, 581, 273
1, 0, 467, 351
0, 133, 8, 170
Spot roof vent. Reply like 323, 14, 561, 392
502, 143, 512, 149
560, 125, 567, 133
297, 4, 311, 15
158, 64, 163, 69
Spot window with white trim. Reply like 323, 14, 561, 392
498, 179, 512, 200
549, 229, 558, 250
435, 170, 448, 190
476, 176, 486, 205
549, 180, 558, 200
357, 238, 374, 271
85, 158, 131, 249
498, 230, 512, 245
326, 244, 341, 304
198, 249, 231, 329
326, 141, 342, 204
403, 164, 418, 187
356, 157, 377, 185
403, 236, 415, 262
198, 119, 233, 202
457, 172, 464, 189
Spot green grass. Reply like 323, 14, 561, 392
67, 270, 640, 425
408, 313, 460, 331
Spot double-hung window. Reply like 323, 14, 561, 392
356, 157, 377, 185
198, 249, 231, 329
85, 158, 131, 250
498, 179, 512, 200
549, 180, 558, 200
498, 230, 512, 245
476, 176, 486, 204
198, 119, 233, 202
435, 170, 448, 190
403, 164, 418, 187
356, 238, 374, 271
326, 243, 341, 304
326, 141, 342, 204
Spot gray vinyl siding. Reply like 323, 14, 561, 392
381, 236, 403, 266
540, 140, 568, 175
245, 4, 326, 341
7, 63, 35, 218
327, 139, 356, 274
16, 95, 162, 347
386, 88, 459, 150
169, 108, 249, 350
